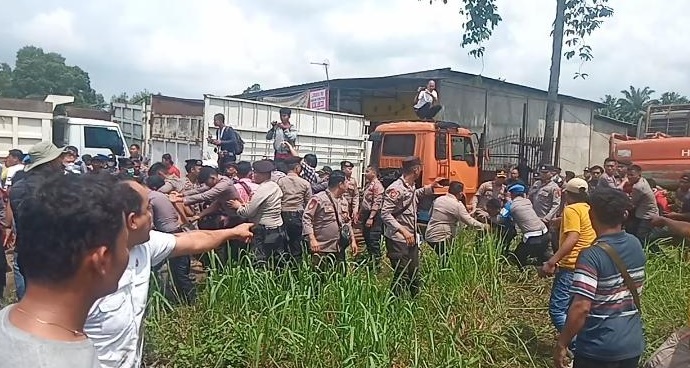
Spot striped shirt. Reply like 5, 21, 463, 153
570, 231, 646, 361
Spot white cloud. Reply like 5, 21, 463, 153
11, 8, 84, 51
1, 0, 690, 102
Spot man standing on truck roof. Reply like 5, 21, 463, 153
413, 80, 442, 120
380, 156, 444, 297
267, 107, 298, 162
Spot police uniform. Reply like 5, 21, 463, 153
360, 176, 384, 265
426, 193, 487, 266
236, 160, 285, 269
277, 156, 312, 265
529, 165, 562, 222
380, 156, 433, 297
500, 184, 551, 267
303, 189, 350, 276
340, 161, 360, 221
470, 169, 507, 216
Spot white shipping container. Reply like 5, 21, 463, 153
203, 95, 370, 178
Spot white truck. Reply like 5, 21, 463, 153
113, 94, 370, 177
0, 95, 128, 158
203, 95, 370, 177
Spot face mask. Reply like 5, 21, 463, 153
64, 163, 76, 172
126, 168, 135, 176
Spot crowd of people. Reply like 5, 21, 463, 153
0, 103, 687, 368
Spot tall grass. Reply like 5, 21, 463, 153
144, 232, 690, 368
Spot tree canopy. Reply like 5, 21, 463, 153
598, 87, 690, 124
0, 46, 105, 108
111, 89, 154, 104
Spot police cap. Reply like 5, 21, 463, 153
539, 164, 556, 172
185, 159, 203, 167
340, 160, 354, 168
252, 159, 275, 173
495, 169, 507, 178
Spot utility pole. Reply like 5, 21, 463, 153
542, 0, 566, 165
310, 60, 330, 87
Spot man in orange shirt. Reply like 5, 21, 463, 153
542, 178, 597, 336
162, 153, 181, 178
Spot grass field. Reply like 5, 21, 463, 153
144, 232, 690, 368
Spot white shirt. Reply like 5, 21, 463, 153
5, 164, 24, 187
413, 89, 438, 109
85, 231, 176, 368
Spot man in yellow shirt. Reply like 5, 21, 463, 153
542, 178, 597, 335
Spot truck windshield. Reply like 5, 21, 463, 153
84, 126, 125, 156
381, 134, 415, 156
451, 135, 475, 162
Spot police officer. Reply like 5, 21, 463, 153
500, 182, 551, 267
426, 181, 488, 266
359, 165, 384, 268
380, 156, 443, 297
229, 160, 285, 270
340, 160, 360, 223
469, 169, 507, 219
529, 165, 562, 225
303, 170, 357, 280
277, 156, 312, 266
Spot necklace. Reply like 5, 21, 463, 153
14, 306, 85, 337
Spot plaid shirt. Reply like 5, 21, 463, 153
300, 162, 319, 185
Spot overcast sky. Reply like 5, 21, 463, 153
1, 0, 687, 102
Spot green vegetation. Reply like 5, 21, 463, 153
145, 233, 689, 367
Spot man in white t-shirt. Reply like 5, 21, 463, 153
84, 177, 253, 368
4, 149, 25, 187
413, 80, 442, 119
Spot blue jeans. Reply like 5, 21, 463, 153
13, 255, 25, 300
549, 269, 574, 332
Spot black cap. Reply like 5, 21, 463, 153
681, 173, 690, 182
583, 167, 590, 172
65, 145, 79, 156
322, 166, 333, 174
184, 159, 203, 167
162, 153, 172, 160
402, 156, 422, 169
81, 154, 92, 162
495, 169, 507, 178
92, 154, 109, 162
252, 159, 275, 174
539, 164, 555, 172
118, 157, 133, 166
340, 160, 354, 168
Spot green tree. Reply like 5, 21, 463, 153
425, 0, 613, 164
597, 94, 625, 121
617, 86, 656, 124
0, 63, 12, 97
243, 83, 262, 94
111, 89, 153, 104
7, 46, 105, 107
658, 91, 689, 105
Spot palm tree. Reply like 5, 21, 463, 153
598, 94, 624, 120
658, 91, 689, 105
618, 86, 657, 124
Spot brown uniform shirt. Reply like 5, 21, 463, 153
470, 180, 506, 210
380, 178, 432, 244
277, 173, 312, 212
361, 178, 384, 213
342, 176, 360, 217
425, 194, 486, 243
237, 181, 283, 227
303, 190, 346, 253
183, 176, 240, 216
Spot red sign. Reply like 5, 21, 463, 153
308, 89, 329, 110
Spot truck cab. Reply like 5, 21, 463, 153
368, 120, 481, 222
53, 117, 129, 158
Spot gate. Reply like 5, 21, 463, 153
482, 131, 543, 179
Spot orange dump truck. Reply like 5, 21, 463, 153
610, 132, 690, 190
368, 120, 482, 221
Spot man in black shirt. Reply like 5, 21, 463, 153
9, 142, 66, 300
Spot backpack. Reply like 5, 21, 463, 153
233, 129, 244, 155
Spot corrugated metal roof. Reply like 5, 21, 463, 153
234, 67, 603, 108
